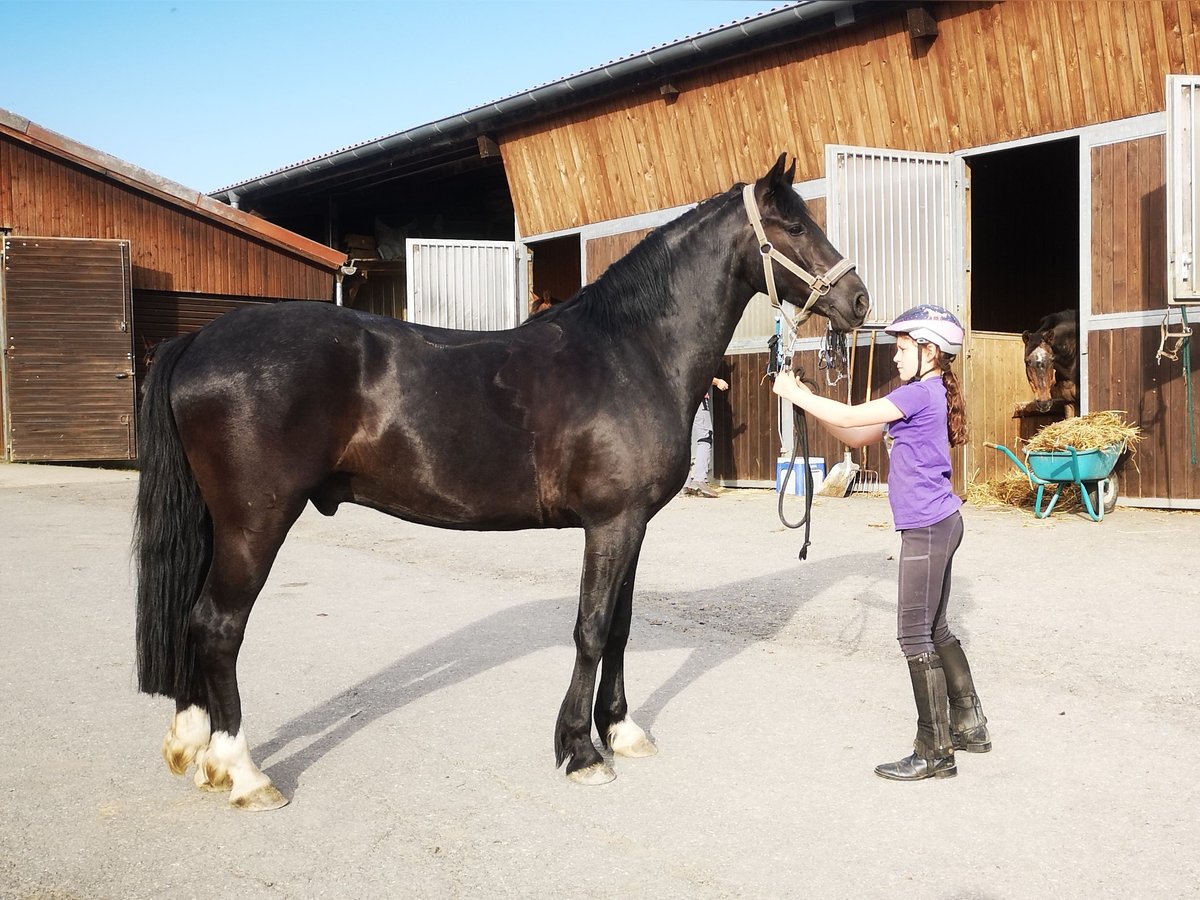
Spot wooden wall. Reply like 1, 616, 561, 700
586, 229, 651, 282
1, 138, 333, 300
1091, 136, 1167, 315
1089, 326, 1200, 503
1089, 133, 1196, 503
502, 1, 1200, 237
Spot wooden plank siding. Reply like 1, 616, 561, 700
1091, 137, 1167, 315
132, 293, 272, 382
1089, 326, 1200, 504
501, 1, 1200, 238
964, 331, 1029, 484
586, 229, 651, 283
1, 138, 332, 300
1089, 133, 1196, 503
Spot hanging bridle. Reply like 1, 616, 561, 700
742, 183, 856, 329
745, 183, 856, 561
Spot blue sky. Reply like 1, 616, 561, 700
2, 0, 787, 193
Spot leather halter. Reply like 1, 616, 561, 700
742, 183, 856, 326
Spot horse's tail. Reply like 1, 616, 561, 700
134, 331, 210, 701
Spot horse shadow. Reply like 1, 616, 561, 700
254, 550, 888, 797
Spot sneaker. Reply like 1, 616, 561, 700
685, 480, 719, 498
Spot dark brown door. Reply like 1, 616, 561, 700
2, 237, 136, 461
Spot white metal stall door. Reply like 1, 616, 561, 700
1167, 74, 1200, 303
406, 238, 522, 330
825, 145, 965, 326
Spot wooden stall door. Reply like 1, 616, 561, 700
964, 331, 1028, 484
2, 237, 136, 461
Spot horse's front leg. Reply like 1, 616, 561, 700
556, 515, 647, 784
593, 543, 657, 760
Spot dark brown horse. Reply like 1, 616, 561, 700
1022, 308, 1079, 413
134, 154, 868, 809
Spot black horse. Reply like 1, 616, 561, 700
135, 154, 869, 809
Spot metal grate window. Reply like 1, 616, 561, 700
826, 146, 964, 325
406, 238, 522, 330
1167, 74, 1200, 304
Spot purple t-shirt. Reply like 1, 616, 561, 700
884, 377, 962, 530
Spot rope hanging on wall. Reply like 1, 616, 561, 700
1158, 307, 1197, 466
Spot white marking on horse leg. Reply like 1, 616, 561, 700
161, 705, 211, 776
567, 761, 617, 785
203, 730, 288, 810
608, 717, 658, 758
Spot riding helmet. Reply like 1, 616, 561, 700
885, 305, 964, 357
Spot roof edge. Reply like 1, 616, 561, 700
212, 0, 874, 202
0, 107, 345, 271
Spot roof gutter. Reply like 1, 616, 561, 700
215, 0, 867, 204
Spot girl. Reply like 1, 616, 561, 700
773, 304, 990, 781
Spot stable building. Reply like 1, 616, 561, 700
0, 107, 346, 462
214, 0, 1200, 508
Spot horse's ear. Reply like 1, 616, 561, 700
767, 152, 788, 184
760, 153, 794, 202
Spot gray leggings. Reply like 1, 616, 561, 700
896, 510, 964, 656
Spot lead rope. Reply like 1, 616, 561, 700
1185, 307, 1196, 466
776, 399, 814, 560
1157, 306, 1196, 465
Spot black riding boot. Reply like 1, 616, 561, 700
874, 652, 957, 781
936, 637, 992, 753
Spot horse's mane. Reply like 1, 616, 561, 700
526, 187, 738, 339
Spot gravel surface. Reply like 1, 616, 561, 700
1, 462, 1197, 899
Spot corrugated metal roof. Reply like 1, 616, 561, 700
0, 106, 345, 270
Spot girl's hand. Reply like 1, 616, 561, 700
773, 369, 811, 401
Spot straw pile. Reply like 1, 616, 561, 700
966, 470, 1090, 512
1022, 410, 1141, 453
968, 411, 1140, 511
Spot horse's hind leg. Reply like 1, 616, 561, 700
556, 514, 647, 784
163, 700, 211, 777
188, 504, 303, 810
594, 544, 657, 760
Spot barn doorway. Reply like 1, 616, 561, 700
965, 137, 1081, 478
968, 137, 1080, 331
526, 235, 580, 315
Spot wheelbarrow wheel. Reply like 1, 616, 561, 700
1084, 475, 1119, 516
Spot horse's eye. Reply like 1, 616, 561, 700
786, 224, 806, 236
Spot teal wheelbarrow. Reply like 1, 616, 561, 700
984, 441, 1124, 522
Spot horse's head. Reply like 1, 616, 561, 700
743, 153, 869, 333
1023, 330, 1057, 411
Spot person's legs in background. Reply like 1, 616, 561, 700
684, 401, 718, 498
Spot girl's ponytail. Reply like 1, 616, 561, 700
937, 351, 968, 447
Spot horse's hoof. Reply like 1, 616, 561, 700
608, 719, 658, 758
231, 783, 289, 811
567, 761, 617, 785
162, 736, 196, 776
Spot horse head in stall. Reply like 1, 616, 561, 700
133, 152, 868, 809
1022, 308, 1079, 413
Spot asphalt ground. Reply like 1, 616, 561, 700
1, 462, 1197, 899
